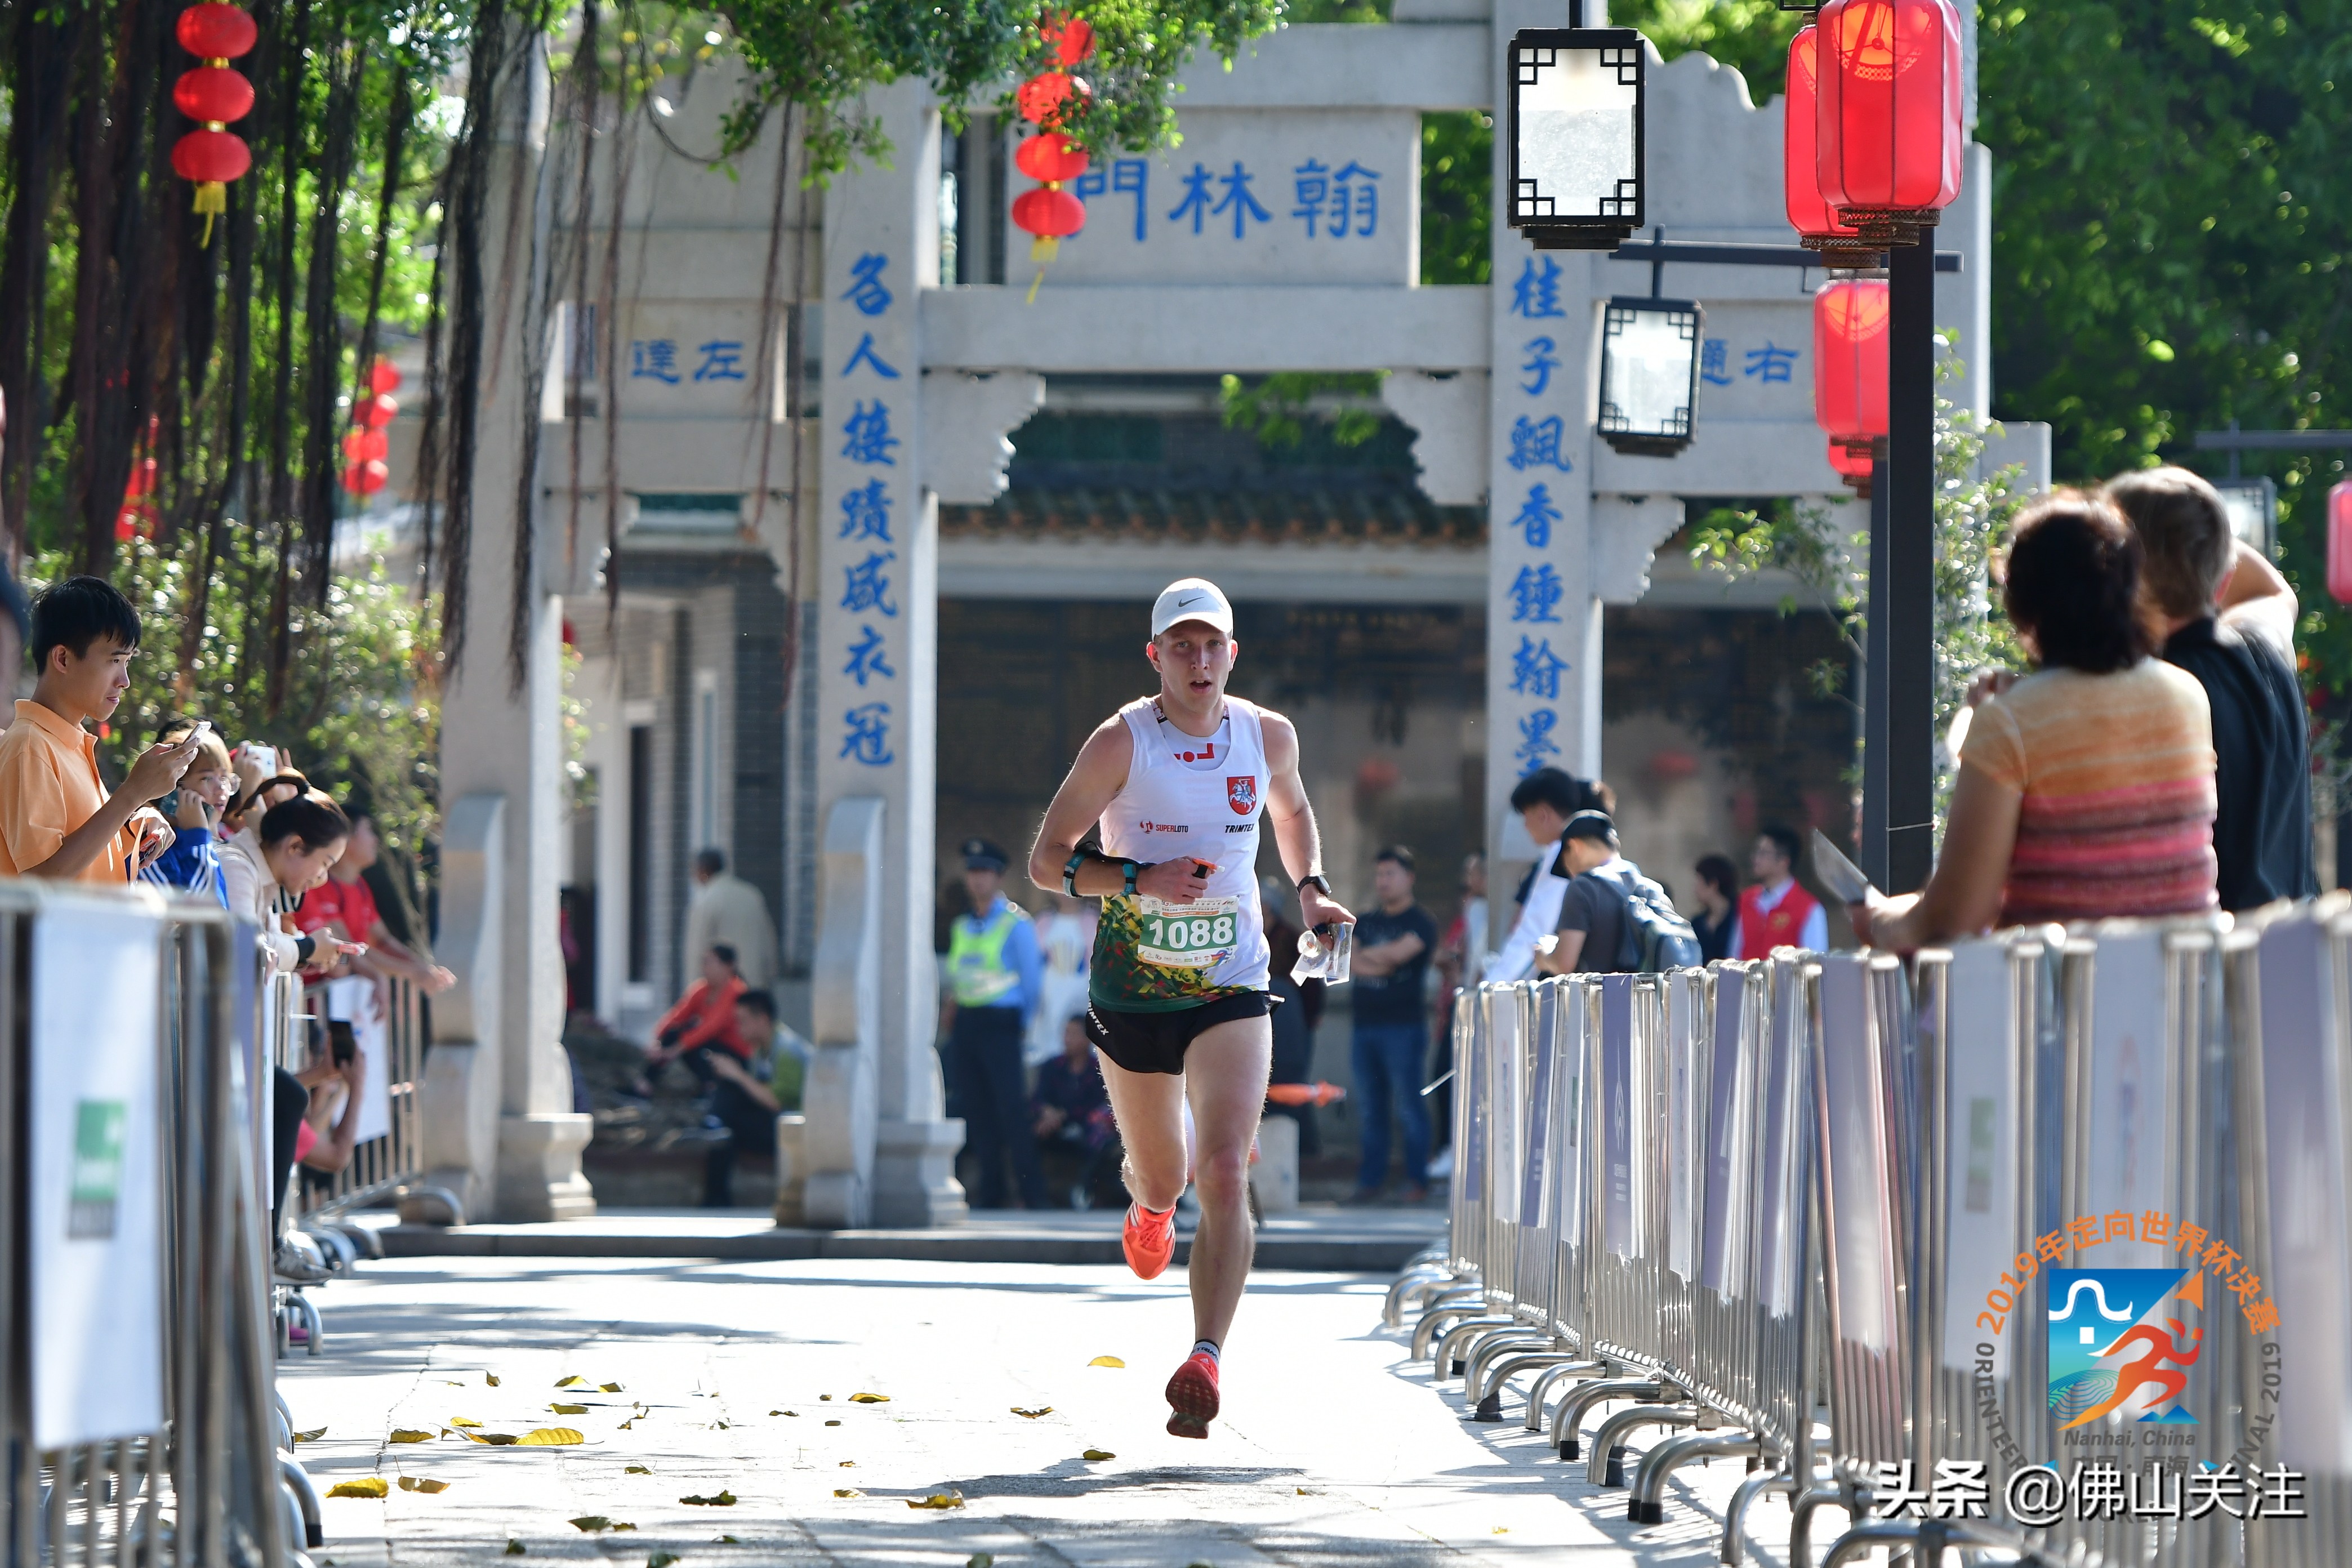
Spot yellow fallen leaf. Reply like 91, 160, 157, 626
449, 1417, 483, 1428
648, 1554, 679, 1568
680, 1491, 737, 1506
716, 1536, 740, 1544
1081, 1450, 1116, 1462
293, 1426, 327, 1443
969, 1557, 995, 1568
832, 1488, 863, 1498
625, 1465, 651, 1475
555, 1376, 587, 1388
515, 1428, 585, 1446
327, 1478, 388, 1499
848, 1393, 889, 1404
1492, 1526, 1509, 1535
907, 1492, 965, 1510
838, 1461, 855, 1468
1010, 1407, 1052, 1419
823, 1420, 841, 1428
504, 1539, 525, 1555
456, 1431, 519, 1446
568, 1517, 617, 1533
771, 1410, 795, 1417
549, 1404, 589, 1415
617, 1419, 635, 1431
486, 1374, 501, 1387
397, 1476, 451, 1494
1088, 1356, 1124, 1368
444, 1380, 466, 1387
600, 1383, 624, 1393
614, 1524, 638, 1532
389, 1429, 436, 1444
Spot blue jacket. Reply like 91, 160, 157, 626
140, 823, 229, 908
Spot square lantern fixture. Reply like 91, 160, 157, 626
1597, 297, 1702, 456
1508, 29, 1645, 252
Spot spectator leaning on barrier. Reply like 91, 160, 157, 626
1536, 810, 1642, 975
220, 792, 357, 972
0, 576, 196, 881
1856, 493, 2219, 952
1348, 845, 1438, 1206
1484, 768, 1613, 982
944, 837, 1048, 1209
684, 847, 778, 990
139, 716, 235, 905
297, 808, 456, 1000
1729, 826, 1828, 958
1688, 853, 1740, 963
2104, 466, 2318, 912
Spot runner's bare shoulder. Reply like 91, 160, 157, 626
1233, 698, 1299, 771
1067, 711, 1137, 789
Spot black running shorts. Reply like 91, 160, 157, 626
1085, 990, 1279, 1076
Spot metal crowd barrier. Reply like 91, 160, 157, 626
1389, 899, 2352, 1567
289, 976, 435, 1223
2, 885, 318, 1568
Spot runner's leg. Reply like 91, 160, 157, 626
1181, 1013, 1273, 1347
1098, 1053, 1188, 1212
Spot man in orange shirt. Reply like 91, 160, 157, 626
0, 577, 195, 882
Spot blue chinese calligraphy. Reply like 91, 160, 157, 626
1509, 635, 1570, 701
840, 400, 898, 466
1292, 159, 1379, 238
1508, 415, 1575, 474
846, 253, 893, 317
693, 340, 745, 381
838, 479, 892, 542
1744, 342, 1799, 383
840, 703, 894, 767
1075, 158, 1150, 242
1510, 256, 1567, 319
839, 331, 901, 380
1508, 564, 1565, 623
1700, 338, 1732, 387
1170, 162, 1271, 239
630, 339, 680, 384
1291, 159, 1330, 235
1514, 709, 1562, 775
841, 550, 898, 617
1520, 336, 1560, 397
1510, 484, 1561, 550
842, 625, 896, 687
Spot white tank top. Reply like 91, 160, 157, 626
1089, 696, 1273, 1012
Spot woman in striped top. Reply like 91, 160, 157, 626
1856, 492, 2217, 950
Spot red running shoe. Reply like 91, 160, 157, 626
1165, 1349, 1219, 1438
1122, 1202, 1175, 1280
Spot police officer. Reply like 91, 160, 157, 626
945, 838, 1048, 1208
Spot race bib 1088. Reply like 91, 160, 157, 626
1134, 897, 1241, 969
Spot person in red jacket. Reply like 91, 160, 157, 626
639, 943, 750, 1094
1729, 826, 1828, 959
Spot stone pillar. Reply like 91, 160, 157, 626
812, 82, 965, 1228
1485, 0, 1607, 884
432, 34, 593, 1223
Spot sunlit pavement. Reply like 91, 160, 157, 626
282, 1257, 1801, 1566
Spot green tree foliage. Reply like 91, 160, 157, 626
1610, 0, 1798, 103
1420, 110, 1492, 286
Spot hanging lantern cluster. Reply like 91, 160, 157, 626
340, 361, 400, 496
115, 417, 162, 542
1783, 26, 1873, 269
1011, 16, 1094, 302
171, 3, 258, 244
1812, 278, 1889, 498
1812, 0, 1965, 247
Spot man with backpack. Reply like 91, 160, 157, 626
1535, 810, 1701, 975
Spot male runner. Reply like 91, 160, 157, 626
1028, 577, 1353, 1439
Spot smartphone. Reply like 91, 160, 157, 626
328, 1018, 357, 1067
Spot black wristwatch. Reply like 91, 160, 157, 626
1297, 873, 1331, 896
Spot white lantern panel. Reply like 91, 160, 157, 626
1514, 42, 1641, 225
1599, 300, 1701, 449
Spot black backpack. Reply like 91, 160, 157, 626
1591, 865, 1703, 973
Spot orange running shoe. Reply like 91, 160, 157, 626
1122, 1201, 1175, 1280
1165, 1349, 1219, 1438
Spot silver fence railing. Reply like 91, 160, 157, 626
289, 975, 435, 1223
1390, 902, 2352, 1567
3, 885, 318, 1568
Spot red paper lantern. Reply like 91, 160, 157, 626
1826, 436, 1876, 497
1041, 15, 1094, 65
365, 360, 402, 396
1815, 0, 1964, 243
173, 64, 253, 124
357, 391, 399, 429
2328, 479, 2352, 605
176, 2, 256, 58
342, 427, 389, 463
341, 459, 389, 496
1015, 133, 1089, 185
1813, 278, 1891, 443
171, 127, 251, 185
1784, 27, 1869, 263
1012, 186, 1086, 241
1017, 71, 1077, 126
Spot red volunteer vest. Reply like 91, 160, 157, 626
1736, 881, 1819, 961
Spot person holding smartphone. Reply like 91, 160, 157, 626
140, 718, 235, 905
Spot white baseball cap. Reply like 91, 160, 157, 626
1150, 577, 1235, 637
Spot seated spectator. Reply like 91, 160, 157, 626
293, 1045, 369, 1177
220, 793, 358, 974
641, 944, 750, 1094
1729, 826, 1828, 957
2105, 466, 2317, 911
0, 576, 194, 881
1857, 493, 2217, 951
139, 716, 234, 905
1032, 1014, 1116, 1209
1536, 810, 1646, 975
1688, 853, 1740, 962
698, 989, 794, 1208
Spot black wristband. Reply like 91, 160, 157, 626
1298, 873, 1331, 896
1122, 859, 1140, 897
1062, 850, 1090, 897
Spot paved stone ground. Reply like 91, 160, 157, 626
280, 1258, 1805, 1566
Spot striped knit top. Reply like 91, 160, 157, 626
1960, 660, 2219, 925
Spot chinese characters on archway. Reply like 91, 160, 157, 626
1070, 154, 1383, 246
1503, 257, 1575, 776
834, 251, 900, 769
